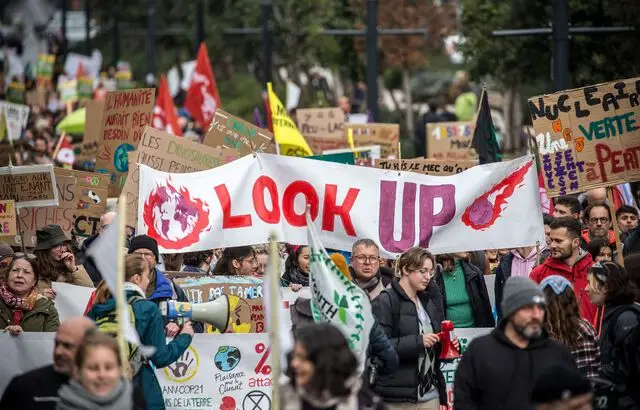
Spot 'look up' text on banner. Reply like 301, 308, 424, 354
529, 77, 640, 196
95, 88, 155, 197
137, 154, 545, 256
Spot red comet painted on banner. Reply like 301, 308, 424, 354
143, 179, 210, 249
461, 161, 533, 230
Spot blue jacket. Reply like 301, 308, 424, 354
149, 269, 204, 334
87, 290, 192, 410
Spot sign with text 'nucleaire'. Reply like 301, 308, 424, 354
137, 154, 544, 256
529, 77, 640, 196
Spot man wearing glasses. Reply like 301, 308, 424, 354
348, 239, 394, 301
581, 203, 616, 248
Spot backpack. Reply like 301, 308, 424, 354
604, 304, 640, 407
95, 295, 147, 377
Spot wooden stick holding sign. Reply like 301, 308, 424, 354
397, 141, 402, 176
268, 234, 281, 410
116, 196, 130, 377
607, 187, 625, 267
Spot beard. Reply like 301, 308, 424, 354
512, 320, 543, 341
551, 246, 573, 260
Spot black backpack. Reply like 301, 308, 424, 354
604, 304, 640, 408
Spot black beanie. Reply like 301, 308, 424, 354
531, 364, 592, 404
128, 235, 159, 261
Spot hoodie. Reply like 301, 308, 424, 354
87, 290, 192, 410
530, 251, 596, 323
453, 323, 576, 410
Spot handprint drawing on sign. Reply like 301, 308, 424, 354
168, 350, 195, 378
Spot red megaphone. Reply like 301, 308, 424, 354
437, 320, 461, 361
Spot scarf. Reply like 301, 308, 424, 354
289, 267, 310, 287
0, 284, 38, 325
56, 379, 132, 410
281, 377, 361, 410
123, 282, 147, 298
353, 275, 380, 294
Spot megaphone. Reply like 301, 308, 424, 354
437, 320, 461, 361
159, 295, 231, 333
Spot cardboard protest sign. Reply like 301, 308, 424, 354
426, 121, 475, 160
12, 168, 109, 247
203, 109, 275, 155
0, 164, 58, 208
7, 82, 25, 104
0, 101, 30, 142
77, 77, 94, 100
344, 123, 400, 158
58, 79, 78, 104
36, 54, 55, 84
323, 145, 382, 167
375, 158, 477, 176
121, 126, 240, 227
529, 77, 640, 196
171, 276, 265, 333
137, 154, 544, 256
95, 88, 155, 197
296, 107, 347, 153
0, 200, 17, 236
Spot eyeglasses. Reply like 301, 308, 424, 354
588, 217, 610, 225
412, 268, 433, 276
134, 251, 155, 258
353, 255, 379, 264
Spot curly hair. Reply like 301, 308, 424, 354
543, 286, 582, 350
290, 323, 358, 398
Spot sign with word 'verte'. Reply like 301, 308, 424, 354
0, 164, 58, 208
296, 107, 346, 153
344, 123, 400, 158
95, 88, 155, 197
427, 121, 475, 160
137, 154, 544, 256
375, 158, 477, 176
121, 126, 240, 227
529, 77, 640, 196
203, 109, 275, 155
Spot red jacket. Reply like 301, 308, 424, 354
530, 252, 596, 323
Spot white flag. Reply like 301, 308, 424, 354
0, 101, 30, 142
307, 212, 373, 369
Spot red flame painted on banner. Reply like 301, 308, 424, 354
143, 178, 210, 249
461, 161, 533, 230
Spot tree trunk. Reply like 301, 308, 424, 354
402, 67, 415, 145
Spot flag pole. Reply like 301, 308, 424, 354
268, 233, 281, 410
607, 187, 625, 267
467, 85, 487, 152
116, 195, 130, 377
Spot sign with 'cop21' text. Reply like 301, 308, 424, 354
529, 77, 640, 196
137, 153, 544, 256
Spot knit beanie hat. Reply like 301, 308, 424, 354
128, 235, 159, 261
501, 276, 546, 320
531, 364, 591, 404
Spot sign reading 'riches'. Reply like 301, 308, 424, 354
529, 77, 640, 196
203, 109, 275, 155
426, 121, 475, 160
95, 88, 155, 197
375, 158, 477, 176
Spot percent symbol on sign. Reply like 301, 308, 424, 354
254, 343, 272, 375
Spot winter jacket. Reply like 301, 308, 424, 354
530, 251, 597, 323
0, 364, 69, 410
623, 226, 640, 256
280, 381, 386, 410
453, 323, 577, 410
434, 262, 495, 328
372, 279, 447, 405
37, 265, 94, 290
148, 268, 203, 334
87, 290, 192, 410
495, 249, 550, 322
77, 233, 102, 286
595, 303, 640, 409
0, 295, 60, 332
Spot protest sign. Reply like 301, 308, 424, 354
0, 200, 16, 236
6, 82, 25, 104
375, 158, 477, 176
121, 126, 240, 226
0, 164, 58, 208
58, 79, 78, 104
344, 123, 400, 158
323, 146, 382, 167
296, 107, 347, 153
203, 109, 275, 155
36, 54, 55, 84
529, 77, 640, 196
172, 275, 265, 333
12, 168, 109, 247
52, 282, 95, 321
0, 101, 30, 142
77, 77, 94, 100
427, 121, 475, 160
137, 154, 544, 256
95, 88, 155, 197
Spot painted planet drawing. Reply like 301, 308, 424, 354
467, 197, 493, 226
113, 143, 135, 172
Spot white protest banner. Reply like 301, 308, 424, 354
51, 282, 94, 321
0, 101, 30, 141
0, 332, 274, 410
308, 212, 373, 369
138, 154, 545, 256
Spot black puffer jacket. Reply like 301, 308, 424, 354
372, 279, 447, 405
597, 303, 640, 410
434, 262, 495, 328
454, 323, 576, 410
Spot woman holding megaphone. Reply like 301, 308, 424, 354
372, 247, 457, 410
87, 254, 194, 410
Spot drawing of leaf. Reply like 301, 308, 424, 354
333, 291, 340, 305
355, 324, 363, 331
355, 313, 364, 321
339, 309, 348, 324
352, 334, 360, 341
339, 295, 349, 308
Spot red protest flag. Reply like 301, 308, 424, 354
153, 74, 183, 136
184, 43, 222, 127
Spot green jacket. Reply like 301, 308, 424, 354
0, 296, 60, 332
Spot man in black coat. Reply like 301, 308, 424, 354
454, 276, 577, 410
0, 318, 96, 410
